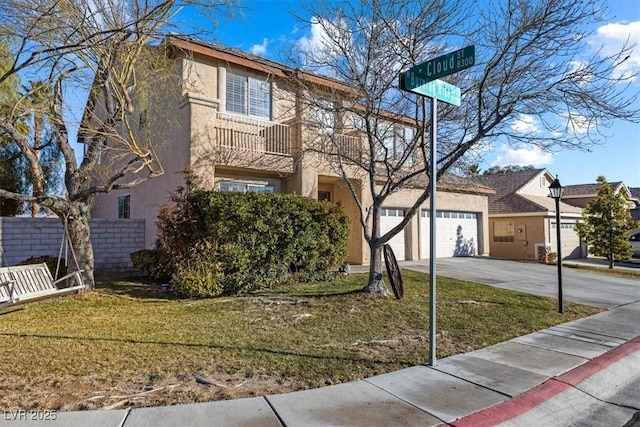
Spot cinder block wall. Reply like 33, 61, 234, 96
0, 217, 145, 272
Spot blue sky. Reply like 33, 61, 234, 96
178, 0, 640, 188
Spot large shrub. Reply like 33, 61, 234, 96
155, 185, 350, 297
130, 249, 172, 281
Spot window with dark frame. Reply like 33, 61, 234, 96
117, 195, 130, 219
318, 191, 331, 202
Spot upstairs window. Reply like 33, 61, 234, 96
310, 99, 336, 133
226, 72, 271, 119
379, 124, 415, 160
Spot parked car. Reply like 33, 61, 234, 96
630, 232, 640, 258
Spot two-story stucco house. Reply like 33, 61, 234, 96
92, 36, 492, 265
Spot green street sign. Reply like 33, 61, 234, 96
401, 45, 475, 89
399, 76, 461, 106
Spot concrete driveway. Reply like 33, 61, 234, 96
400, 257, 640, 309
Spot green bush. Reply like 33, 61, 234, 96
155, 183, 350, 297
130, 249, 172, 281
18, 256, 67, 279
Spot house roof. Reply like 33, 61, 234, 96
476, 168, 582, 215
402, 173, 495, 196
165, 35, 355, 94
564, 182, 625, 197
438, 173, 495, 195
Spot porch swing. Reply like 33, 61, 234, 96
0, 214, 86, 309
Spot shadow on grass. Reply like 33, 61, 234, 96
95, 274, 177, 301
0, 331, 404, 367
260, 288, 365, 299
95, 274, 368, 301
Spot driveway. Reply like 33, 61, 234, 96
400, 258, 640, 309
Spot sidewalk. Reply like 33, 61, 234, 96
4, 300, 638, 426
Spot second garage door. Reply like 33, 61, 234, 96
549, 220, 584, 259
420, 210, 478, 258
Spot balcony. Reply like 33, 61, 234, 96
215, 112, 291, 156
315, 133, 363, 164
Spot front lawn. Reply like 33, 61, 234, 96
0, 270, 601, 411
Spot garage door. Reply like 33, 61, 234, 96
420, 210, 478, 258
380, 208, 406, 261
550, 221, 583, 259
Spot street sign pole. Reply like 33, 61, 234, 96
398, 45, 475, 368
428, 96, 437, 367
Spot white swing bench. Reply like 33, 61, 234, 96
0, 263, 85, 309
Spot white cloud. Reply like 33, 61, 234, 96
559, 112, 593, 135
510, 114, 540, 134
250, 38, 269, 56
296, 17, 330, 54
594, 20, 640, 81
491, 144, 554, 167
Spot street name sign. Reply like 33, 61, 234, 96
399, 76, 461, 106
401, 45, 475, 90
396, 45, 476, 367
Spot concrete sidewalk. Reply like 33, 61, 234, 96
3, 300, 638, 426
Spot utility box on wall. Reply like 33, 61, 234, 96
517, 224, 527, 241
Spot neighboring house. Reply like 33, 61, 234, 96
477, 169, 584, 261
92, 36, 493, 264
563, 181, 636, 210
626, 187, 640, 221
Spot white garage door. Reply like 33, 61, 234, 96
380, 208, 406, 261
420, 210, 478, 258
550, 221, 583, 259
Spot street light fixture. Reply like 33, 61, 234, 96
549, 176, 565, 314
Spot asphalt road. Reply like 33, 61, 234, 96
401, 257, 640, 309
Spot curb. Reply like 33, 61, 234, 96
448, 336, 640, 426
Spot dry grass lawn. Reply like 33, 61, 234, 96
0, 270, 602, 411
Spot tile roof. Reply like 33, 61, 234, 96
476, 168, 544, 197
476, 169, 581, 214
564, 182, 624, 197
406, 173, 495, 195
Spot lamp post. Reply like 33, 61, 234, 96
549, 176, 565, 314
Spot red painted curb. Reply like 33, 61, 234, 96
450, 380, 570, 427
449, 335, 640, 427
555, 337, 640, 386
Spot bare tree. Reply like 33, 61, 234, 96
0, 0, 230, 288
290, 0, 640, 294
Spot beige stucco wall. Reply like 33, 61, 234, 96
488, 216, 548, 261
317, 176, 367, 265
91, 58, 191, 248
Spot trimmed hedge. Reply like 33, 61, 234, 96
152, 188, 350, 297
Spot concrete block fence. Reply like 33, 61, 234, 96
0, 217, 145, 272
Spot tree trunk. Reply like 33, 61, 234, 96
65, 209, 95, 290
363, 243, 389, 295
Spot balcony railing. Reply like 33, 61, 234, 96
215, 112, 291, 156
318, 133, 362, 161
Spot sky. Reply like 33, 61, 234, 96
176, 0, 640, 188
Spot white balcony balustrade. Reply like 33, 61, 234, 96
215, 112, 291, 156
